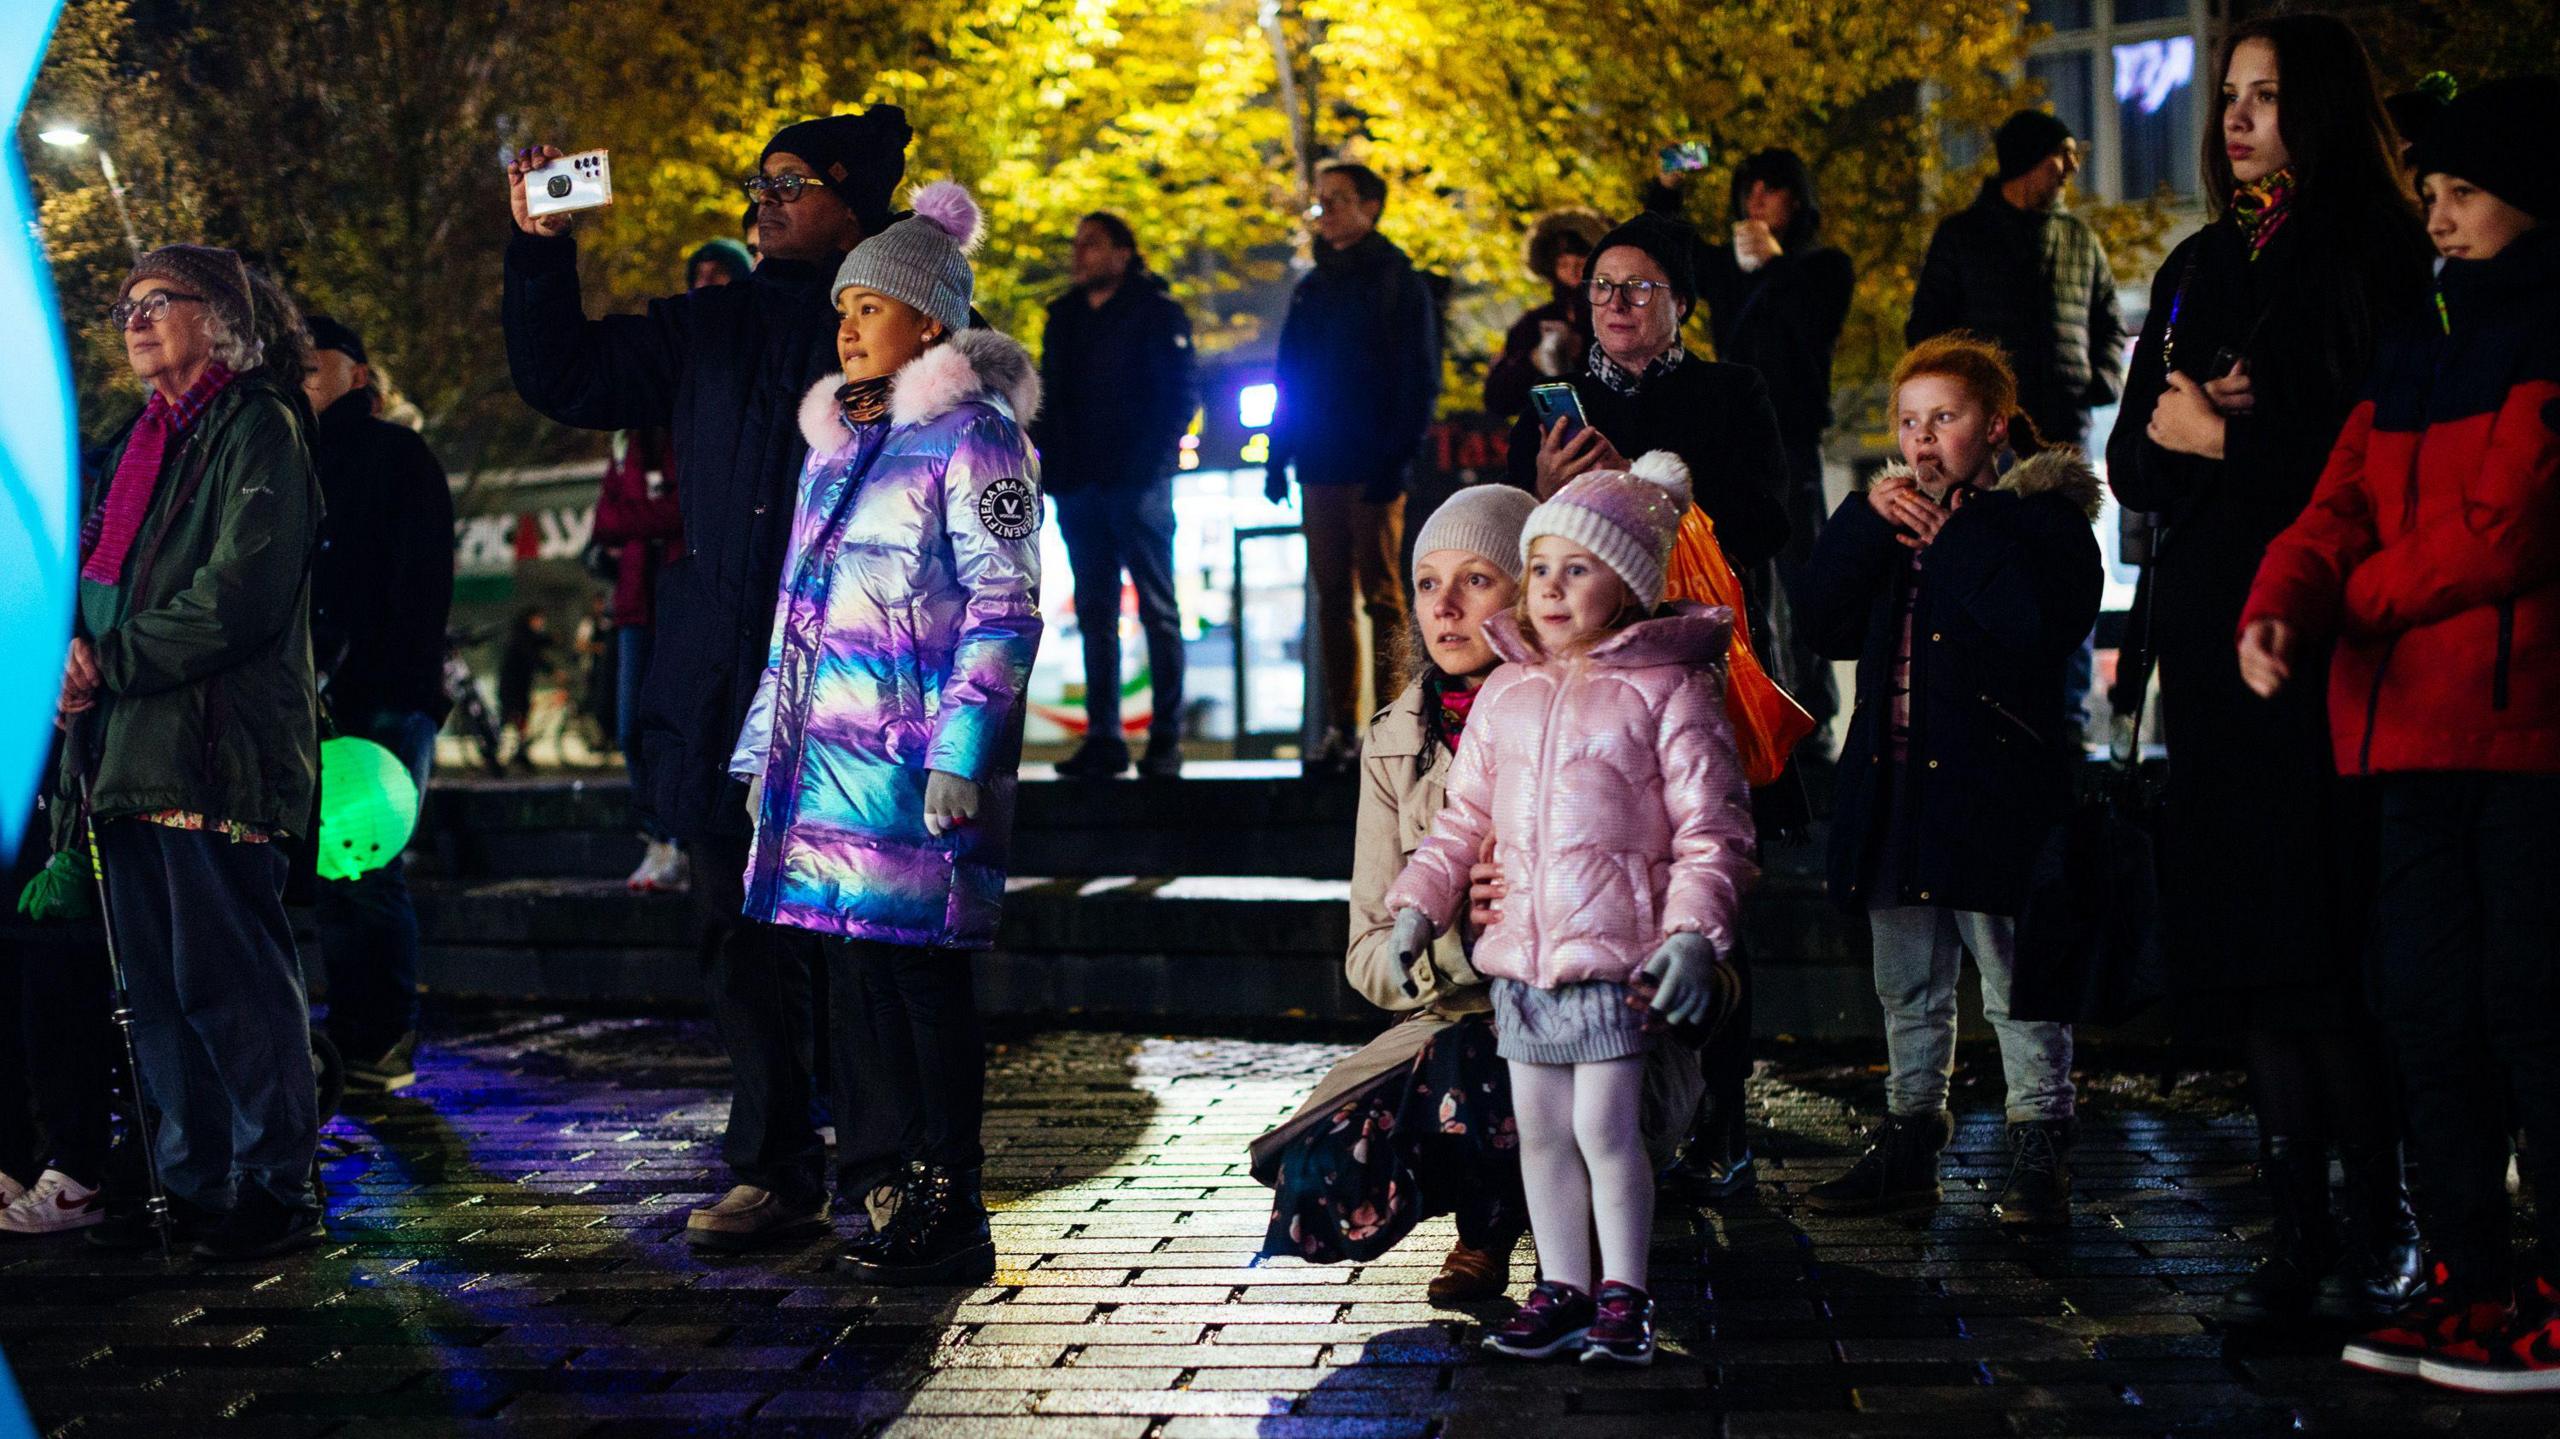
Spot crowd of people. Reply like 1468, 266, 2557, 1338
10, 3, 2558, 1395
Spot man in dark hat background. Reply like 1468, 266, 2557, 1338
1907, 106, 2128, 742
302, 312, 453, 1097
501, 107, 915, 1251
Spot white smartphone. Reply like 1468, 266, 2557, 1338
524, 149, 614, 219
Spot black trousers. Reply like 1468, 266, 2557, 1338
836, 939, 985, 1171
1770, 435, 1837, 729
689, 832, 902, 1208
2371, 771, 2560, 1289
1057, 480, 1186, 745
0, 928, 114, 1190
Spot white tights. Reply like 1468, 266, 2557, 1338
1507, 1055, 1651, 1293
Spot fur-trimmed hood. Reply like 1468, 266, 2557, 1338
1872, 445, 2103, 521
798, 327, 1043, 456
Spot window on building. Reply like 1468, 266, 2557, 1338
2025, 0, 2209, 204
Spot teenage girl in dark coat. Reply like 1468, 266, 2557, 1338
2106, 14, 2435, 1332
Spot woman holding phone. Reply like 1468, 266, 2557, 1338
2106, 14, 2434, 1335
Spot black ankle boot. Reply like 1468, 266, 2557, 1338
2222, 1136, 2338, 1327
1805, 1110, 1952, 1215
838, 1162, 995, 1287
2315, 1141, 2428, 1324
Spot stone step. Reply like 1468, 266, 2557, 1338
415, 765, 1358, 881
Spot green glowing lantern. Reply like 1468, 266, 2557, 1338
316, 736, 421, 881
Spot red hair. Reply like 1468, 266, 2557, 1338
1890, 332, 2047, 456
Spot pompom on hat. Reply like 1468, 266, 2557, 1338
832, 179, 983, 334
1518, 450, 1693, 608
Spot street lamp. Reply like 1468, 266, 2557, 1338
38, 125, 144, 259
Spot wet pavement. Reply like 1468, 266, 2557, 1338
3, 1006, 2554, 1437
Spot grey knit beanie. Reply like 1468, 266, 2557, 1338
1412, 483, 1538, 581
832, 180, 981, 334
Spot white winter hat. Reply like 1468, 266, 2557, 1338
1411, 483, 1539, 581
1517, 450, 1693, 608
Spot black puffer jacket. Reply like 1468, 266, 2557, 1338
1801, 450, 2104, 916
504, 229, 843, 843
1032, 270, 1197, 495
1269, 232, 1441, 499
310, 392, 454, 722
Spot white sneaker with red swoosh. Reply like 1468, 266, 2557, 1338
0, 1169, 102, 1235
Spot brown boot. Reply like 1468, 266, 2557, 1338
1427, 1239, 1510, 1303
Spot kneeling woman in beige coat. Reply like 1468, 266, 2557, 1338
1250, 483, 1703, 1303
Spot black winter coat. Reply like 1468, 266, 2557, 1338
1907, 181, 2128, 446
1032, 271, 1197, 495
504, 229, 842, 843
2107, 214, 2430, 1021
1482, 291, 1589, 420
310, 392, 454, 722
1270, 232, 1441, 499
1641, 180, 1855, 443
1502, 356, 1792, 567
1802, 452, 2103, 916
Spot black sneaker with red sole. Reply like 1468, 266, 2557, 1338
2340, 1263, 2508, 1378
1579, 1280, 1656, 1367
1481, 1280, 1595, 1360
2420, 1276, 2560, 1394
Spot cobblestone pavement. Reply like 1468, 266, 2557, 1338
4, 1007, 2556, 1438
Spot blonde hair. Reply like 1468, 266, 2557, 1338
1507, 537, 1646, 658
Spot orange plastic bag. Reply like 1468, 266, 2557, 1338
1663, 506, 1815, 787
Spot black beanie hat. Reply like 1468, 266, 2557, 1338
1994, 109, 2075, 182
761, 105, 913, 235
305, 312, 367, 365
1589, 211, 1698, 314
2411, 75, 2559, 222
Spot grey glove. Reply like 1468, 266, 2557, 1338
924, 769, 981, 838
1640, 931, 1721, 1026
1391, 907, 1439, 997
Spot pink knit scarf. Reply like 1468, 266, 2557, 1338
81, 363, 234, 585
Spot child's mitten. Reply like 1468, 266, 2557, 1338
1391, 908, 1439, 997
1640, 932, 1721, 1025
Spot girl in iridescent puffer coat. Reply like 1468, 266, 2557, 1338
730, 181, 1042, 1288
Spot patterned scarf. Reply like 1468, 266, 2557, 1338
837, 374, 894, 425
81, 362, 235, 584
1587, 342, 1685, 396
2230, 168, 2296, 262
1437, 681, 1478, 747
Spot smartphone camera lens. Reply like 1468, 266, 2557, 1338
547, 175, 573, 199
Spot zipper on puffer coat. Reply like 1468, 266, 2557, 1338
1383, 603, 1759, 988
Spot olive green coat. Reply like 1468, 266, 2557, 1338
54, 373, 321, 847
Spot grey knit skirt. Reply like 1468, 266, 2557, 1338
1492, 977, 1651, 1065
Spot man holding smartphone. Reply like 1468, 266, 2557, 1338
501, 107, 914, 1252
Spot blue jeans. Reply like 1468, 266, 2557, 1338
99, 821, 318, 1210
314, 707, 436, 1063
1870, 906, 2075, 1124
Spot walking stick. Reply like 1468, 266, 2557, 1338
73, 770, 175, 1264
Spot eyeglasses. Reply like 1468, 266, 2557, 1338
1587, 278, 1669, 309
742, 174, 829, 205
108, 291, 205, 330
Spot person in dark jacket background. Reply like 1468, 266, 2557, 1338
302, 312, 453, 1093
1035, 212, 1198, 780
2108, 15, 2436, 1335
1648, 147, 1856, 752
1481, 208, 1605, 419
54, 246, 325, 1259
2239, 76, 2560, 1388
1267, 162, 1443, 771
503, 107, 913, 1250
1798, 335, 2100, 1230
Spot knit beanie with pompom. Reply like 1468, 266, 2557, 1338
1517, 450, 1693, 608
832, 180, 982, 333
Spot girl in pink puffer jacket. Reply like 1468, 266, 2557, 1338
1386, 451, 1758, 1367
